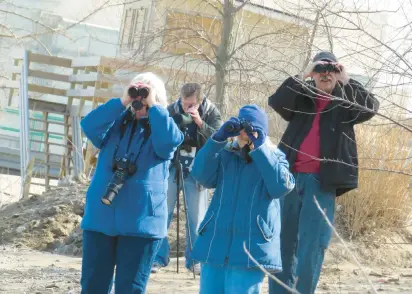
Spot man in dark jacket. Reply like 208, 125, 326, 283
152, 83, 222, 274
268, 51, 380, 294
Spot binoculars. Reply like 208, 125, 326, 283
225, 119, 254, 134
128, 86, 149, 111
313, 63, 341, 74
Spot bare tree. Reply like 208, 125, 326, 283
119, 0, 314, 123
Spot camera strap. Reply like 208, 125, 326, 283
113, 111, 151, 165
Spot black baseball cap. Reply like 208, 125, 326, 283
312, 51, 338, 63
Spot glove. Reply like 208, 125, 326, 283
248, 127, 266, 149
213, 117, 241, 142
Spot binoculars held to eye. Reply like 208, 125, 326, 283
313, 63, 341, 74
128, 86, 150, 111
225, 119, 254, 134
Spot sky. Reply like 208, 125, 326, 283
9, 0, 124, 28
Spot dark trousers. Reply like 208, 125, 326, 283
269, 173, 336, 294
81, 230, 161, 294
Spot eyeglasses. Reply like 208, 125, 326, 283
313, 63, 341, 74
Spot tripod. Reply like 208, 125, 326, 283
173, 143, 196, 279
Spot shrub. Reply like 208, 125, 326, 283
336, 124, 412, 239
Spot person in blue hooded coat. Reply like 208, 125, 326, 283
190, 105, 295, 294
79, 72, 184, 294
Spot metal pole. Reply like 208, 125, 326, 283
71, 106, 84, 181
19, 50, 30, 199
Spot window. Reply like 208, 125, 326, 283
120, 7, 147, 52
161, 11, 222, 59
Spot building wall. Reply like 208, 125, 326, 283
0, 5, 120, 158
117, 0, 309, 136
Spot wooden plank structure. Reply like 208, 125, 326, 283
8, 51, 75, 198
3, 51, 159, 198
4, 50, 217, 198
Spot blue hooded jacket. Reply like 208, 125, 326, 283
190, 105, 295, 271
80, 98, 184, 238
190, 139, 295, 271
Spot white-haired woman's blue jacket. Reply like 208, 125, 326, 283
190, 138, 295, 271
80, 98, 183, 238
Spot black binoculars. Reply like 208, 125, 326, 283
313, 63, 341, 74
128, 86, 149, 111
225, 119, 254, 134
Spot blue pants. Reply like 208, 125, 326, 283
81, 230, 161, 294
269, 173, 335, 294
154, 168, 208, 269
200, 263, 264, 294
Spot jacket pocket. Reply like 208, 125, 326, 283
150, 192, 166, 217
257, 215, 274, 242
197, 211, 214, 235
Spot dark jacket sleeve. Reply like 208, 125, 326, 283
167, 103, 176, 117
344, 79, 380, 124
198, 104, 223, 140
268, 76, 304, 121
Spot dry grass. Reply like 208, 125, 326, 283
336, 125, 412, 239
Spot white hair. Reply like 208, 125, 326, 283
130, 72, 168, 108
304, 61, 350, 85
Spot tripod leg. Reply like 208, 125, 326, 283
176, 169, 180, 273
180, 166, 196, 279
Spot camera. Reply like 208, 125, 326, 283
172, 113, 198, 152
128, 86, 149, 111
313, 63, 341, 74
172, 113, 193, 126
225, 119, 254, 134
101, 157, 137, 205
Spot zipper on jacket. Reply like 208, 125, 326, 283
224, 157, 244, 263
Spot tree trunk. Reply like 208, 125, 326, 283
215, 0, 235, 118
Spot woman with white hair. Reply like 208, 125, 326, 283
79, 72, 183, 293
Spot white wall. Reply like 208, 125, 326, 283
0, 3, 121, 158
8, 0, 123, 28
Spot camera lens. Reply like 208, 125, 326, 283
132, 100, 144, 111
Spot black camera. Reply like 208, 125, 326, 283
313, 63, 341, 74
225, 119, 254, 134
101, 157, 137, 205
128, 86, 149, 111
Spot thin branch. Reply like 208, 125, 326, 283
235, 0, 251, 13
292, 78, 412, 134
280, 142, 412, 177
243, 242, 300, 294
204, 0, 224, 17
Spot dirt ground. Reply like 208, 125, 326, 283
1, 180, 412, 293
1, 244, 412, 294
